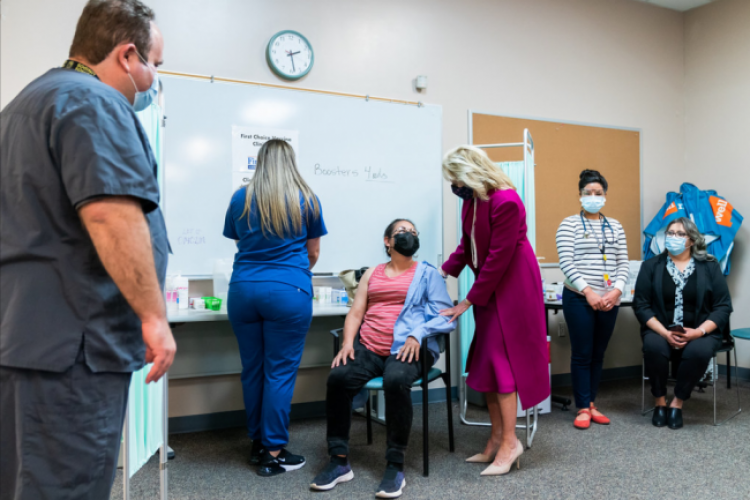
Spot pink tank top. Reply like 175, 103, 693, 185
359, 262, 417, 356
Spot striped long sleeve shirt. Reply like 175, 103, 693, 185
556, 214, 630, 296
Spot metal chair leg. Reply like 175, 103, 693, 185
443, 374, 455, 452
444, 334, 455, 453
422, 347, 429, 477
366, 392, 373, 445
727, 350, 732, 389
422, 381, 429, 477
642, 357, 655, 416
713, 356, 718, 426
714, 349, 742, 426
459, 376, 491, 427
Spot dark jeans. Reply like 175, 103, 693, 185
0, 345, 131, 500
642, 330, 722, 401
326, 335, 433, 464
562, 288, 620, 409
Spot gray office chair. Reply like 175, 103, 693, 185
330, 328, 455, 477
641, 338, 741, 426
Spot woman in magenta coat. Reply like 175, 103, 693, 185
440, 145, 549, 477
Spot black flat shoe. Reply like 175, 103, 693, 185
652, 406, 668, 427
667, 408, 683, 429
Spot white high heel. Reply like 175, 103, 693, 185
480, 439, 524, 476
465, 453, 495, 463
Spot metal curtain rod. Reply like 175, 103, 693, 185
158, 70, 423, 106
476, 142, 524, 148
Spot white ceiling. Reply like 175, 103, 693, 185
631, 0, 716, 11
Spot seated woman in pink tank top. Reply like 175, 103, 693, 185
311, 219, 455, 498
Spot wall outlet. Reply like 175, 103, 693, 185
557, 322, 567, 337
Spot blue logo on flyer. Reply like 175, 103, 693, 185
247, 156, 257, 171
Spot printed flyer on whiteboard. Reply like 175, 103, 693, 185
231, 126, 299, 191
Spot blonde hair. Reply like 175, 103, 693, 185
241, 139, 320, 238
442, 145, 515, 200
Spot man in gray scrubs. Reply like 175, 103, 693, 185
0, 1, 176, 498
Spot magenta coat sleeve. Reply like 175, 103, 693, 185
442, 231, 469, 278
466, 196, 521, 307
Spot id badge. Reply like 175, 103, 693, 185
604, 273, 612, 287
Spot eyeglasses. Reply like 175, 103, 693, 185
666, 231, 688, 238
393, 227, 419, 237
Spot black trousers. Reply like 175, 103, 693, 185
326, 336, 433, 464
642, 330, 722, 401
0, 346, 131, 500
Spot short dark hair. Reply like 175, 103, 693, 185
578, 169, 608, 193
69, 0, 155, 65
384, 218, 417, 255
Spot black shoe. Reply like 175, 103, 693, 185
276, 449, 306, 471
667, 408, 683, 429
652, 406, 668, 427
258, 449, 305, 477
250, 440, 265, 466
257, 451, 285, 477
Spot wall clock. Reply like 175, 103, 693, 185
266, 30, 314, 81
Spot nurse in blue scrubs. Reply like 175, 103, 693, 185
223, 139, 327, 477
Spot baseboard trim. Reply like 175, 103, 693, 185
169, 366, 747, 434
169, 388, 459, 434
551, 365, 643, 388
718, 363, 750, 381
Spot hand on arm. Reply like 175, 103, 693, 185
440, 299, 471, 323
332, 267, 372, 368
79, 197, 176, 383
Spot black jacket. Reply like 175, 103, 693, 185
633, 253, 733, 338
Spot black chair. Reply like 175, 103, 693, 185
330, 328, 455, 476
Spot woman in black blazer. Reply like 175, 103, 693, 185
633, 217, 732, 429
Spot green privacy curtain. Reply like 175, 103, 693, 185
458, 161, 536, 376
123, 102, 165, 477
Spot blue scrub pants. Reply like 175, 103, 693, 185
227, 281, 312, 451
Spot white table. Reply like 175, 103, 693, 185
167, 302, 350, 323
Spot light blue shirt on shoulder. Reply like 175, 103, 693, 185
391, 261, 456, 363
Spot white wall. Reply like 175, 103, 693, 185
1, 0, 689, 416
684, 0, 750, 370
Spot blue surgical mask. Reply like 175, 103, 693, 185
128, 52, 158, 111
581, 195, 605, 214
665, 236, 689, 256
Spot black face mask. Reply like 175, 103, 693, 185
451, 184, 474, 200
392, 232, 420, 257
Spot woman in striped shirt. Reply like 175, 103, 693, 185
555, 170, 629, 430
311, 219, 455, 498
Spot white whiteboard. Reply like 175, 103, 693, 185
162, 75, 443, 276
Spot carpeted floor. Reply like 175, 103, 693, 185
110, 378, 749, 500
